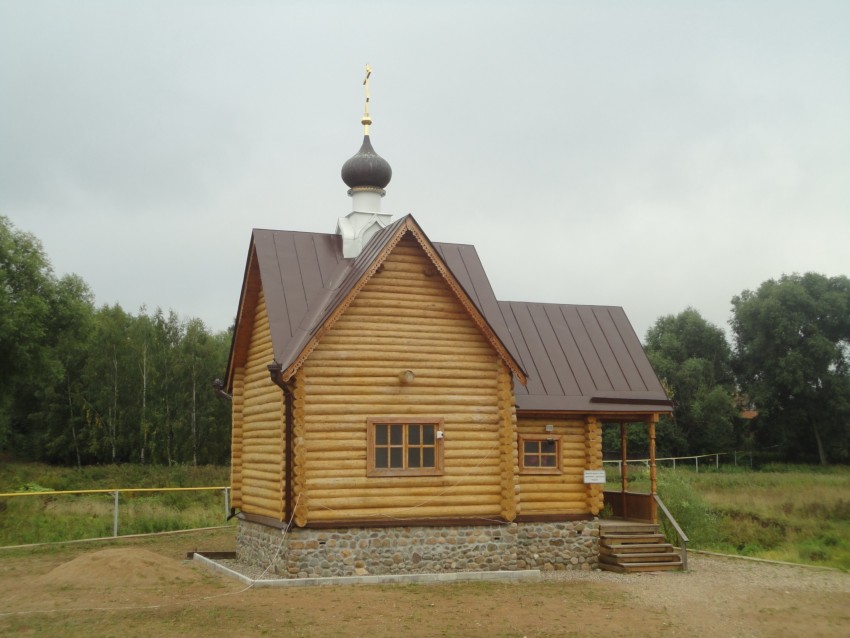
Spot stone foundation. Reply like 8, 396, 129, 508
237, 518, 599, 578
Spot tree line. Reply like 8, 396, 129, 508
3, 215, 849, 466
1, 216, 231, 466
638, 273, 850, 465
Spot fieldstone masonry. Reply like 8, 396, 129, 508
237, 518, 599, 578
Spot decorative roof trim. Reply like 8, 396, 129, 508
404, 219, 527, 385
279, 216, 527, 384
279, 220, 409, 382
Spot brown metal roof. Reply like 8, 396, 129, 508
227, 217, 670, 413
498, 301, 671, 413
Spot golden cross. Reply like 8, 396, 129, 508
362, 64, 372, 134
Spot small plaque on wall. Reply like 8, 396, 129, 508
583, 470, 606, 484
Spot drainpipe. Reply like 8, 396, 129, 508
268, 362, 294, 528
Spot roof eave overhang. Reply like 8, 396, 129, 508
224, 237, 259, 393
278, 215, 527, 384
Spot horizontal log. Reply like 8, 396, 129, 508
303, 415, 499, 428
243, 377, 277, 391
302, 383, 500, 398
311, 493, 500, 510
355, 289, 461, 306
304, 404, 500, 417
305, 394, 497, 407
317, 342, 494, 358
245, 352, 273, 369
246, 344, 273, 361
307, 504, 500, 521
374, 259, 442, 274
305, 451, 367, 462
307, 485, 502, 501
517, 485, 587, 496
330, 317, 482, 335
302, 463, 500, 480
242, 503, 281, 520
359, 282, 462, 298
242, 443, 282, 456
242, 401, 282, 418
243, 370, 274, 386
305, 475, 500, 490
303, 363, 501, 377
307, 349, 497, 364
242, 484, 282, 502
345, 304, 469, 323
243, 420, 280, 432
242, 468, 281, 482
242, 423, 281, 436
242, 452, 283, 465
518, 500, 588, 512
304, 377, 499, 391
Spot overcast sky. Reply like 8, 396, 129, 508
2, 1, 848, 342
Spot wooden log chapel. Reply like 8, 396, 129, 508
223, 68, 673, 578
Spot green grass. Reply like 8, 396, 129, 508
0, 463, 233, 546
5, 461, 850, 570
606, 463, 850, 570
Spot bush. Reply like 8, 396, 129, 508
656, 472, 720, 547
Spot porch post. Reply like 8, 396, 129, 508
620, 422, 628, 519
649, 413, 659, 523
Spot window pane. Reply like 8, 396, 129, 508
524, 441, 539, 454
390, 447, 403, 468
409, 424, 420, 445
542, 440, 557, 454
390, 424, 403, 445
525, 455, 539, 467
422, 447, 435, 468
375, 448, 388, 468
422, 425, 435, 445
408, 448, 421, 468
542, 455, 556, 467
375, 424, 388, 445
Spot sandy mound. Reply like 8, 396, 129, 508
42, 548, 202, 588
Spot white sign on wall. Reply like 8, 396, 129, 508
583, 470, 606, 484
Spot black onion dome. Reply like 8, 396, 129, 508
341, 135, 392, 190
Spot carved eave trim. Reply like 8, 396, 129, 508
280, 222, 410, 382
405, 220, 527, 385
280, 216, 527, 385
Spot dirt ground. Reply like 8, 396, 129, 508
1, 528, 849, 637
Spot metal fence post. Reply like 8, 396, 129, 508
695, 457, 699, 473
113, 491, 119, 537
716, 454, 719, 470
224, 487, 230, 520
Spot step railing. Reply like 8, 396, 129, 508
653, 493, 688, 571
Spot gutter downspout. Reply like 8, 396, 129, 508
268, 362, 294, 528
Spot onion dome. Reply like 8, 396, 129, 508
341, 135, 392, 193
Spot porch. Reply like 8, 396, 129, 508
600, 415, 688, 572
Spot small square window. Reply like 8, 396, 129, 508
519, 435, 562, 474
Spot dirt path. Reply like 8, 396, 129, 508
1, 529, 848, 637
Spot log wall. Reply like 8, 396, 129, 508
298, 236, 514, 524
239, 289, 285, 520
585, 416, 604, 515
516, 415, 599, 515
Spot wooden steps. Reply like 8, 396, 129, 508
598, 521, 684, 573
